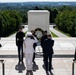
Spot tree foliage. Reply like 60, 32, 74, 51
55, 10, 76, 37
0, 10, 22, 37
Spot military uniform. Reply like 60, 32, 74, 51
16, 31, 25, 62
23, 32, 37, 71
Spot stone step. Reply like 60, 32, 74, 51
0, 54, 74, 58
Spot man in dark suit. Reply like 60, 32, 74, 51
41, 30, 47, 48
16, 26, 25, 63
41, 30, 48, 61
43, 34, 54, 73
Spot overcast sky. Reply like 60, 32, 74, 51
0, 0, 76, 3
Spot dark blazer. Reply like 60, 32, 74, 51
43, 38, 54, 55
16, 31, 25, 46
41, 35, 47, 48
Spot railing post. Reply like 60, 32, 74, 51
3, 61, 5, 75
0, 60, 5, 75
72, 61, 74, 75
72, 46, 76, 75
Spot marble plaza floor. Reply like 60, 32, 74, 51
0, 37, 76, 75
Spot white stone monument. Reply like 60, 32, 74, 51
28, 10, 50, 38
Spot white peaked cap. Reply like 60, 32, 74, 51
26, 32, 32, 36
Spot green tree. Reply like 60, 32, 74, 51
55, 10, 76, 37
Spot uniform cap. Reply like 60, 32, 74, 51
26, 32, 32, 36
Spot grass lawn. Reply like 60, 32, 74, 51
50, 31, 58, 37
54, 27, 71, 37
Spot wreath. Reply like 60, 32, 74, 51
34, 28, 43, 40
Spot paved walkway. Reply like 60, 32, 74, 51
0, 58, 75, 75
0, 37, 76, 75
50, 28, 68, 37
0, 25, 76, 75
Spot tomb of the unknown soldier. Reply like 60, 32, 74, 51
28, 10, 49, 32
28, 10, 50, 39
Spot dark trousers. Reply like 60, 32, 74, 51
44, 54, 52, 71
32, 43, 37, 62
18, 45, 23, 62
33, 52, 35, 62
43, 53, 45, 61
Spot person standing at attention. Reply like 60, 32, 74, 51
41, 30, 48, 62
23, 32, 38, 72
43, 34, 54, 74
16, 26, 25, 63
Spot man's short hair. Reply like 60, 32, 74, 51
47, 34, 51, 37
44, 30, 47, 33
19, 26, 23, 29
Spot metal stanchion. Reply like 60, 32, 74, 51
72, 47, 76, 75
72, 61, 74, 75
0, 60, 5, 75
72, 60, 76, 75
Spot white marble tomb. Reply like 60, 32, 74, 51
28, 10, 50, 32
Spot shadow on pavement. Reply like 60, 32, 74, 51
33, 61, 39, 72
42, 64, 54, 75
15, 61, 26, 73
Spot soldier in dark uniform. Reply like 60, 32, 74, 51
16, 26, 25, 63
43, 34, 54, 73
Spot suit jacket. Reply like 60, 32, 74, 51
16, 31, 25, 46
41, 35, 47, 48
43, 38, 54, 55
